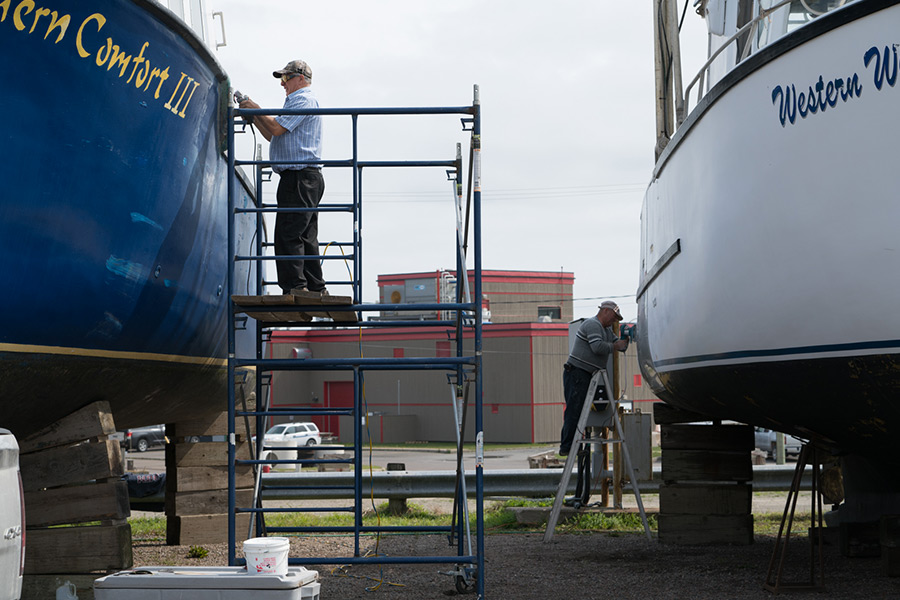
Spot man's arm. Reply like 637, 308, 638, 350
582, 320, 628, 354
239, 98, 288, 142
582, 321, 616, 357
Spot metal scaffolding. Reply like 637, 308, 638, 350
226, 86, 484, 596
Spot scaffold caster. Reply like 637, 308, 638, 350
455, 572, 476, 594
442, 565, 477, 595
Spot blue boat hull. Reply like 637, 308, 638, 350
0, 0, 255, 435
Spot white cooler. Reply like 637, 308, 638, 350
94, 566, 320, 600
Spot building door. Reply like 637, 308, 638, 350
323, 381, 354, 438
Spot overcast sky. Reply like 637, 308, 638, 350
210, 1, 708, 321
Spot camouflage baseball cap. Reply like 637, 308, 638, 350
273, 59, 312, 80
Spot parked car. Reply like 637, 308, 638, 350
125, 425, 167, 452
0, 428, 24, 600
754, 427, 803, 458
260, 422, 322, 448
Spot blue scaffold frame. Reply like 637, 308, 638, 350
226, 87, 484, 597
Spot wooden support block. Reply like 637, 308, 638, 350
172, 441, 249, 467
659, 483, 751, 515
841, 521, 881, 557
660, 424, 753, 452
168, 415, 256, 441
881, 514, 900, 547
652, 402, 711, 425
20, 440, 123, 491
25, 523, 132, 574
166, 488, 254, 516
19, 401, 116, 454
167, 513, 252, 546
658, 514, 754, 545
883, 546, 900, 577
22, 574, 100, 600
661, 449, 752, 483
25, 481, 130, 527
171, 465, 254, 493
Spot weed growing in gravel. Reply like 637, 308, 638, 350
187, 545, 209, 559
559, 511, 658, 533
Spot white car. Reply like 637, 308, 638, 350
263, 422, 322, 446
257, 422, 322, 460
0, 429, 24, 600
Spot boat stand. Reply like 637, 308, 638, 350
763, 443, 825, 593
226, 87, 486, 597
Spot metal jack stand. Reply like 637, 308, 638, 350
764, 443, 825, 593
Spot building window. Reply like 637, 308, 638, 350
538, 306, 561, 320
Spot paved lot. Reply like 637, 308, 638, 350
125, 444, 563, 473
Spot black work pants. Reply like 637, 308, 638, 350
274, 168, 326, 293
560, 365, 593, 453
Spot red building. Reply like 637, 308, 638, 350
266, 269, 658, 443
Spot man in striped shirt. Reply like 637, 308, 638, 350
559, 300, 628, 455
239, 59, 326, 295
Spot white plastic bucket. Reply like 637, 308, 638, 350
243, 537, 290, 575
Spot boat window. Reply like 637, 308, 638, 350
190, 0, 206, 42
167, 0, 185, 21
756, 0, 852, 49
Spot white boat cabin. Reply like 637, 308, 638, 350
701, 0, 855, 89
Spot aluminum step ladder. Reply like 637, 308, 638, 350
543, 369, 652, 542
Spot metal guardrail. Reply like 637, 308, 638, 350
257, 466, 812, 500
130, 465, 811, 508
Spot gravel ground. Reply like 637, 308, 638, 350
133, 529, 898, 599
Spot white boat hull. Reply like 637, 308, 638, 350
639, 1, 900, 470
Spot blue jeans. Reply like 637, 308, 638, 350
560, 365, 593, 452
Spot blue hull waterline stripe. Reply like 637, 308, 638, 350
655, 338, 900, 369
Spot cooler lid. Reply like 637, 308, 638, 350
94, 566, 318, 589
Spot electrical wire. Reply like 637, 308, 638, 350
324, 238, 403, 591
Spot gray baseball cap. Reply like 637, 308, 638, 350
273, 59, 312, 80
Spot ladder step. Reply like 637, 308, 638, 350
576, 438, 624, 445
240, 506, 354, 514
544, 369, 652, 543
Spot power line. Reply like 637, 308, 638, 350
259, 183, 645, 202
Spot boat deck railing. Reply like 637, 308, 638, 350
677, 0, 852, 128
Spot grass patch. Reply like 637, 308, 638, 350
128, 502, 807, 542
559, 511, 658, 533
753, 512, 812, 536
130, 515, 166, 541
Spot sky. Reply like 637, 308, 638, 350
208, 1, 708, 322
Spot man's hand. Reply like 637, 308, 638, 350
238, 98, 259, 124
236, 98, 286, 141
614, 339, 629, 352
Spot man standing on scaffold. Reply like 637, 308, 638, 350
559, 300, 629, 456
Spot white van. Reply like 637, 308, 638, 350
0, 429, 24, 600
